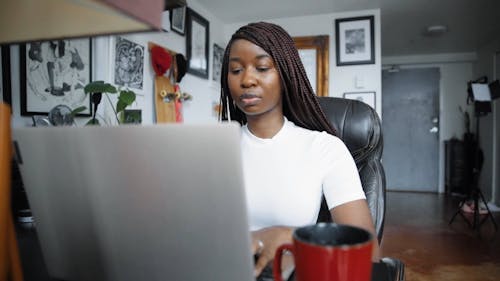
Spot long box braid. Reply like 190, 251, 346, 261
219, 22, 336, 136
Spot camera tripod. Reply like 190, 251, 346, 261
449, 182, 498, 231
449, 114, 498, 232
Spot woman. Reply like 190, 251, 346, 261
219, 22, 379, 277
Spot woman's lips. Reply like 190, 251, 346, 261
239, 93, 261, 106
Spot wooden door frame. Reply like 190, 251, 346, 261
293, 35, 329, 96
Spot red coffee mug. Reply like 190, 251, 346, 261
273, 223, 373, 281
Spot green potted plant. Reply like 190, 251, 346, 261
73, 81, 137, 125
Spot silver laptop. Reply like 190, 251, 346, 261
13, 123, 254, 281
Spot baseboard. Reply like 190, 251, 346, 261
487, 202, 500, 212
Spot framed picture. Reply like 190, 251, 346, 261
121, 109, 142, 124
186, 8, 209, 79
212, 43, 224, 82
114, 36, 144, 90
161, 10, 171, 32
170, 6, 186, 35
335, 16, 375, 66
343, 91, 376, 109
1, 45, 11, 106
293, 35, 329, 96
20, 38, 92, 116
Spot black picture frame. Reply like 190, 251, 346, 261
113, 37, 144, 90
343, 91, 376, 109
1, 45, 12, 106
20, 38, 92, 116
335, 16, 375, 66
121, 109, 142, 124
170, 6, 186, 35
212, 43, 224, 82
186, 8, 209, 79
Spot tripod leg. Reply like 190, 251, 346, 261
477, 190, 498, 231
473, 194, 479, 229
449, 200, 473, 228
449, 207, 461, 225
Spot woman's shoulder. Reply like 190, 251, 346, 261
312, 130, 346, 153
286, 120, 344, 148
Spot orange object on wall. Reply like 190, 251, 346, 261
149, 42, 179, 123
0, 103, 24, 281
174, 84, 183, 123
154, 75, 177, 123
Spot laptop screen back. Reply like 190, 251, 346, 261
13, 124, 254, 281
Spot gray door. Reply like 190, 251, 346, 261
382, 68, 440, 192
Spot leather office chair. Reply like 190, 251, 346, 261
317, 97, 405, 281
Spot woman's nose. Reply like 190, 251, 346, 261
241, 69, 257, 88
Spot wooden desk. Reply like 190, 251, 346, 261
17, 225, 392, 281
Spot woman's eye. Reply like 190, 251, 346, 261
230, 68, 242, 74
256, 67, 270, 72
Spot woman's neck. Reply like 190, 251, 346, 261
246, 114, 285, 139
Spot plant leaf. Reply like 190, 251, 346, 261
115, 90, 136, 113
71, 106, 87, 116
84, 81, 117, 94
116, 100, 127, 113
86, 118, 100, 126
118, 90, 136, 104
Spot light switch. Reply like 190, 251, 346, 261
355, 76, 364, 88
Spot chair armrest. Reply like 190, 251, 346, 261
381, 257, 405, 281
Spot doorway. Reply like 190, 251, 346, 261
382, 68, 440, 192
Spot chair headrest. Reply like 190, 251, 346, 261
318, 97, 382, 162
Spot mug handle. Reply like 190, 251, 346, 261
273, 244, 294, 281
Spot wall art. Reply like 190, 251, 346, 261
20, 38, 92, 116
114, 37, 144, 90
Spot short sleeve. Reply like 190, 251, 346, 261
316, 134, 366, 209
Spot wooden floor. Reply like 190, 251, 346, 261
380, 191, 500, 281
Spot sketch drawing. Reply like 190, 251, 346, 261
114, 37, 144, 90
212, 44, 224, 82
23, 38, 91, 115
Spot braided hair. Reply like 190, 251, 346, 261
219, 22, 336, 136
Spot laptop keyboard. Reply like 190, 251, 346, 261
256, 265, 274, 281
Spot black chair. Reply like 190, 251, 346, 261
317, 97, 405, 281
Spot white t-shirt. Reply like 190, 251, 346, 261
241, 118, 365, 231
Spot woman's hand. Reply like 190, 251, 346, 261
251, 226, 293, 277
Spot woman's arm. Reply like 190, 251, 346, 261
330, 198, 380, 261
250, 198, 379, 277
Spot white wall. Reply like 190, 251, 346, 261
8, 0, 223, 128
4, 3, 493, 197
473, 37, 500, 205
224, 9, 383, 117
381, 54, 476, 193
178, 0, 226, 124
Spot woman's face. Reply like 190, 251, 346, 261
227, 39, 283, 119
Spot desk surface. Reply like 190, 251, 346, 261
17, 225, 391, 281
257, 262, 391, 281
